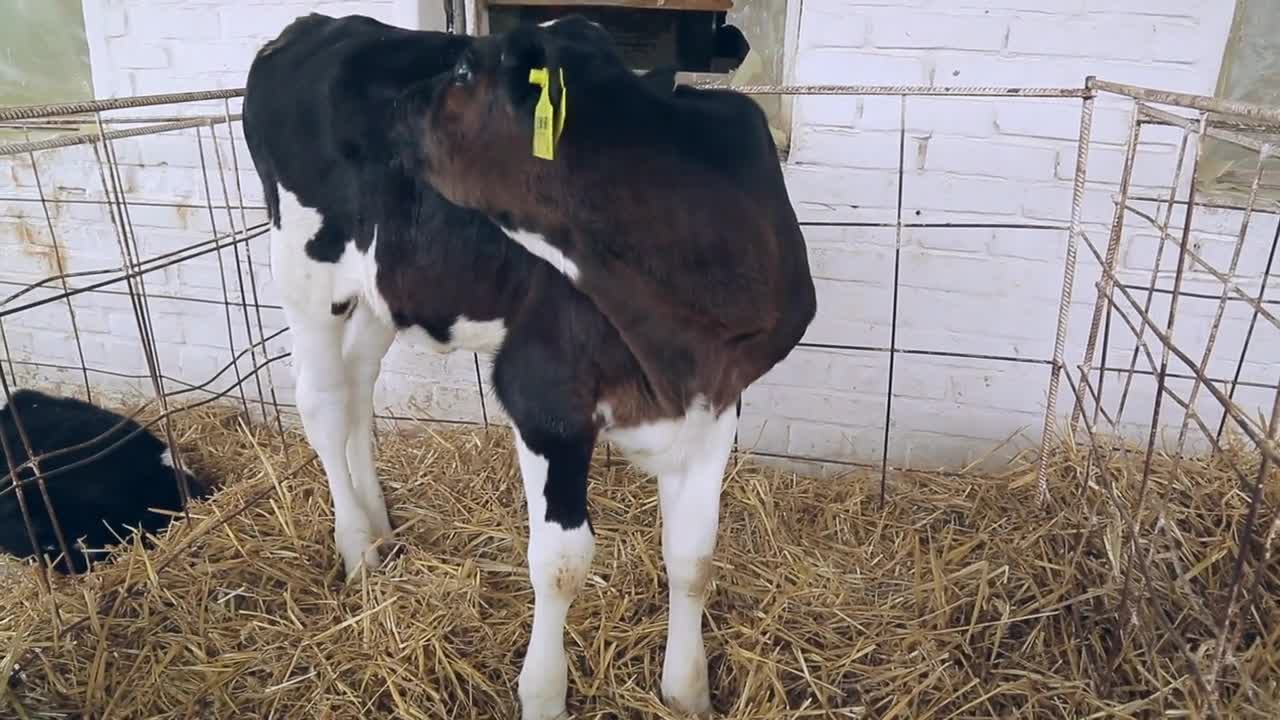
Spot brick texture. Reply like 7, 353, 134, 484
3, 0, 1275, 475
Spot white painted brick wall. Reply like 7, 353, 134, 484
3, 0, 1277, 476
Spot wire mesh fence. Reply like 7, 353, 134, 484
0, 78, 1277, 712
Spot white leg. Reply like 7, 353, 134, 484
287, 309, 379, 578
513, 429, 595, 720
342, 303, 395, 542
659, 408, 737, 716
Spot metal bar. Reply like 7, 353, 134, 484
100, 114, 195, 522
25, 130, 94, 402
1114, 126, 1194, 426
0, 88, 244, 122
0, 115, 239, 157
223, 97, 286, 437
0, 278, 283, 314
1218, 220, 1280, 441
1090, 77, 1280, 125
210, 117, 270, 426
1036, 90, 1096, 498
1121, 201, 1280, 331
1208, 382, 1280, 695
1127, 192, 1280, 215
0, 366, 61, 587
1061, 368, 1216, 705
1114, 281, 1280, 308
195, 125, 252, 418
1175, 145, 1268, 455
879, 95, 908, 504
0, 225, 268, 316
1137, 103, 1280, 156
1072, 100, 1142, 434
798, 220, 1068, 230
689, 82, 1092, 98
0, 195, 266, 212
1077, 227, 1280, 463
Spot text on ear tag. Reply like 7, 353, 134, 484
528, 67, 566, 161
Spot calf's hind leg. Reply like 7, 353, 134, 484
286, 307, 385, 578
341, 302, 396, 543
658, 407, 737, 716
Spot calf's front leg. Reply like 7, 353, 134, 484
512, 426, 596, 720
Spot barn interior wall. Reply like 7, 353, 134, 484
3, 0, 1276, 475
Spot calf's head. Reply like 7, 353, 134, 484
417, 15, 673, 217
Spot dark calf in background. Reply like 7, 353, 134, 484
0, 389, 208, 575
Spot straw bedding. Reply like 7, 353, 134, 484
0, 404, 1276, 719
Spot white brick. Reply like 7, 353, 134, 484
790, 128, 902, 169
868, 11, 1007, 51
988, 227, 1068, 262
217, 6, 310, 42
804, 279, 893, 347
826, 353, 890, 395
1082, 0, 1202, 17
109, 42, 170, 69
899, 248, 1065, 301
897, 286, 1057, 342
736, 411, 790, 455
890, 397, 1046, 443
783, 165, 899, 211
904, 227, 993, 254
753, 386, 884, 426
1007, 17, 1202, 63
1020, 183, 1116, 224
105, 8, 128, 37
934, 54, 1204, 93
804, 225, 898, 249
858, 97, 998, 138
171, 41, 262, 74
953, 0, 1085, 12
793, 95, 860, 129
792, 49, 927, 85
805, 244, 895, 284
1079, 145, 1183, 188
798, 11, 869, 49
945, 363, 1052, 413
127, 7, 221, 41
758, 349, 835, 387
902, 172, 1023, 217
786, 422, 883, 461
923, 137, 1059, 180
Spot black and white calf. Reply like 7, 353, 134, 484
0, 389, 207, 574
243, 13, 815, 718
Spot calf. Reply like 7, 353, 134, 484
0, 389, 207, 574
243, 13, 815, 718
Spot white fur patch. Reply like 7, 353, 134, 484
500, 226, 581, 282
0, 394, 7, 413
604, 396, 733, 477
449, 317, 507, 353
356, 227, 393, 325
159, 448, 174, 468
399, 316, 506, 354
270, 186, 331, 315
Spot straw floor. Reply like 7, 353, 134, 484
0, 404, 1277, 719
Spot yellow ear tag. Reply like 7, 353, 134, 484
528, 67, 566, 161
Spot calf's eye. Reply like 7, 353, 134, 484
454, 61, 473, 84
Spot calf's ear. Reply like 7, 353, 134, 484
500, 25, 556, 112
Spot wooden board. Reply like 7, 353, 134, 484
485, 0, 733, 11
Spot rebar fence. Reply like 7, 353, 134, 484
0, 78, 1276, 713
